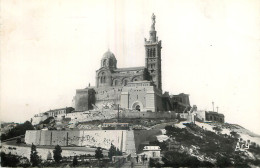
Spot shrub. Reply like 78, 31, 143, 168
53, 145, 62, 163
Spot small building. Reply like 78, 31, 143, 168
142, 146, 161, 160
196, 110, 225, 123
45, 107, 74, 117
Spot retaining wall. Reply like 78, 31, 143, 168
25, 130, 134, 154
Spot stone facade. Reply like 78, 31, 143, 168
120, 81, 163, 112
74, 14, 166, 112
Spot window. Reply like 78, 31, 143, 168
123, 80, 128, 86
103, 59, 107, 67
153, 48, 156, 57
114, 80, 119, 86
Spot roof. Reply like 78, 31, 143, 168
114, 66, 145, 72
102, 50, 116, 60
206, 111, 224, 116
46, 107, 74, 112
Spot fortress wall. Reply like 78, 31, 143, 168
125, 130, 136, 154
52, 131, 68, 146
120, 111, 175, 119
65, 111, 116, 122
25, 130, 135, 154
68, 131, 81, 146
40, 131, 52, 146
2, 145, 99, 161
25, 130, 41, 145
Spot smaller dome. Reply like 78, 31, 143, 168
102, 50, 116, 60
101, 49, 117, 69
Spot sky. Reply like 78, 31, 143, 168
1, 0, 260, 134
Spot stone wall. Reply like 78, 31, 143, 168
120, 111, 175, 119
2, 145, 99, 161
25, 130, 135, 154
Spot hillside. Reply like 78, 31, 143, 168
149, 121, 260, 167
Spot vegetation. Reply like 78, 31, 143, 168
16, 137, 22, 144
162, 151, 214, 167
53, 145, 62, 163
1, 121, 34, 141
40, 116, 54, 125
163, 124, 260, 167
30, 143, 41, 166
95, 147, 104, 161
108, 143, 123, 160
72, 156, 78, 167
212, 126, 222, 134
1, 152, 20, 167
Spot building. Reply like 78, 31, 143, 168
170, 93, 191, 113
74, 14, 169, 112
141, 146, 161, 161
195, 110, 225, 123
31, 107, 74, 125
45, 107, 75, 117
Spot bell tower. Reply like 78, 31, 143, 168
145, 13, 162, 90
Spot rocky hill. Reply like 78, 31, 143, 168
149, 121, 260, 167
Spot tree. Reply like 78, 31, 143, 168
230, 131, 240, 139
108, 144, 122, 161
30, 143, 41, 166
216, 156, 232, 167
16, 137, 21, 144
72, 156, 78, 167
108, 144, 116, 160
53, 145, 62, 163
116, 148, 122, 156
95, 147, 104, 161
1, 121, 34, 141
1, 152, 20, 167
213, 126, 222, 134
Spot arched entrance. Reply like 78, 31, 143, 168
131, 101, 143, 112
135, 105, 140, 111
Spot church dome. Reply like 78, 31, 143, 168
102, 50, 116, 60
101, 50, 117, 69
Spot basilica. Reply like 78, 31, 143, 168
73, 14, 188, 113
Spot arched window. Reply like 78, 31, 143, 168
153, 48, 156, 57
136, 105, 140, 111
123, 80, 128, 86
147, 49, 150, 57
100, 72, 106, 83
150, 49, 152, 57
103, 59, 107, 67
114, 80, 118, 86
109, 59, 113, 66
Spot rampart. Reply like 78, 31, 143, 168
25, 130, 135, 154
120, 111, 175, 119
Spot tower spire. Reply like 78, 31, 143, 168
151, 13, 156, 31
149, 13, 157, 43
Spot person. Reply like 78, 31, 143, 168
136, 155, 139, 163
142, 155, 145, 165
131, 161, 134, 168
